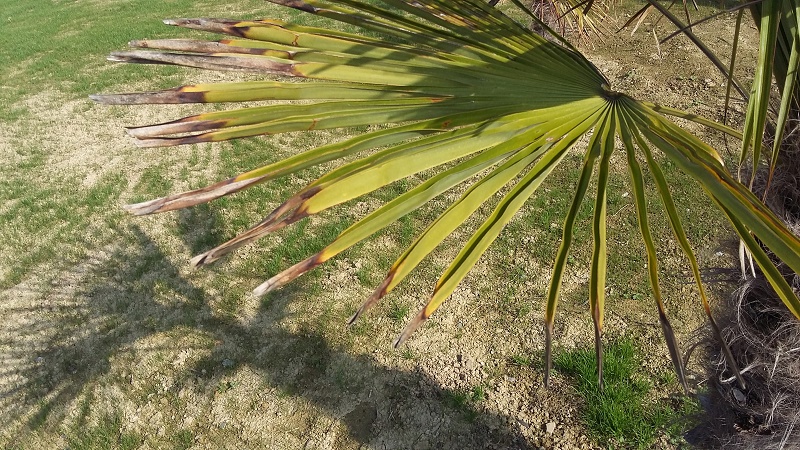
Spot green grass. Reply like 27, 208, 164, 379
67, 413, 142, 450
0, 0, 331, 113
554, 340, 698, 449
443, 384, 488, 422
0, 171, 126, 288
173, 429, 194, 450
386, 299, 410, 323
509, 354, 534, 367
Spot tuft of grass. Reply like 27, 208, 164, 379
497, 291, 532, 320
67, 413, 142, 450
443, 383, 488, 422
387, 299, 410, 323
400, 347, 415, 360
470, 384, 486, 402
28, 400, 53, 430
173, 429, 194, 450
355, 261, 374, 286
216, 380, 235, 394
554, 339, 697, 449
509, 354, 533, 367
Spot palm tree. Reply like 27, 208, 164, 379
92, 0, 800, 392
651, 0, 800, 446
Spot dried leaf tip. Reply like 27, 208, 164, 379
252, 279, 276, 297
544, 322, 554, 388
346, 308, 364, 326
252, 254, 323, 297
348, 275, 394, 325
393, 310, 427, 348
123, 198, 165, 216
89, 93, 128, 105
347, 295, 376, 326
189, 252, 211, 269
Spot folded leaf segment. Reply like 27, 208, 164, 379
93, 0, 800, 389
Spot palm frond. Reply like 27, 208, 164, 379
94, 0, 800, 387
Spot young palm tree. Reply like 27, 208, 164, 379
92, 0, 800, 390
657, 0, 800, 446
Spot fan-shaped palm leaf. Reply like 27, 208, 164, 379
93, 0, 800, 388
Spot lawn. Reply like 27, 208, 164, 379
0, 0, 746, 448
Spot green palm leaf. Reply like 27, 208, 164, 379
94, 0, 800, 387
618, 109, 688, 393
734, 0, 800, 193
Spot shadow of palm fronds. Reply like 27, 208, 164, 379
1, 222, 535, 449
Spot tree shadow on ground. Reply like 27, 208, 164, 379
1, 219, 536, 449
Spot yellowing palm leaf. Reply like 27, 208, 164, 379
93, 0, 800, 388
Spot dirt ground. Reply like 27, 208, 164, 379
0, 2, 758, 449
